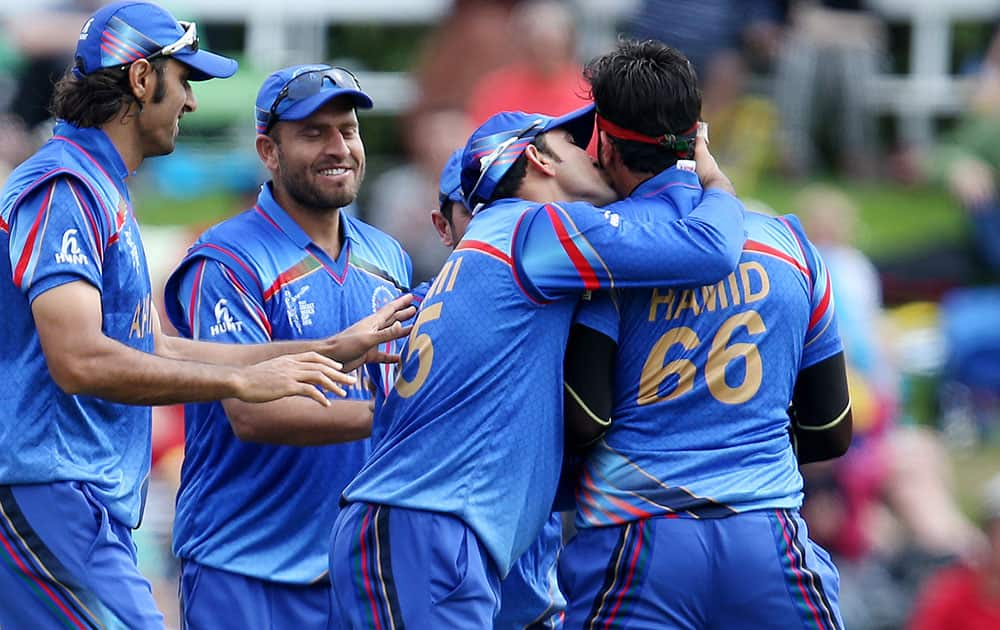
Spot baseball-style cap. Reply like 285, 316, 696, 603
460, 104, 596, 211
438, 149, 465, 209
255, 64, 374, 135
74, 1, 237, 81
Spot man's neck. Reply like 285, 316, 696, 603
100, 113, 143, 174
516, 176, 563, 206
272, 185, 345, 260
615, 170, 654, 199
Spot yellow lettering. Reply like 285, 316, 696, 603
129, 301, 143, 339
727, 273, 741, 307
445, 256, 463, 293
671, 289, 701, 319
700, 285, 719, 312
140, 295, 151, 335
739, 261, 770, 305
425, 261, 452, 301
648, 288, 675, 321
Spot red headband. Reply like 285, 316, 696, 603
595, 114, 699, 154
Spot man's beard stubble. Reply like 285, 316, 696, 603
277, 152, 365, 214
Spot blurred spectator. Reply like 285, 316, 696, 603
927, 26, 1000, 277
3, 2, 93, 128
409, 0, 519, 112
1, 2, 95, 173
626, 0, 785, 76
700, 49, 779, 195
798, 185, 983, 629
773, 1, 886, 179
907, 472, 1000, 630
924, 27, 1000, 443
465, 0, 588, 126
366, 107, 472, 284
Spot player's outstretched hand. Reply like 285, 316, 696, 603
325, 293, 416, 371
233, 352, 356, 405
694, 122, 736, 196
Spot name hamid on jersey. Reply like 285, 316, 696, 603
648, 261, 771, 321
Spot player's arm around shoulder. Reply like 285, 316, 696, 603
157, 247, 414, 371
676, 128, 747, 280
32, 281, 349, 408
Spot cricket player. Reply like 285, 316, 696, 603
328, 103, 747, 627
559, 40, 853, 629
419, 149, 566, 628
0, 4, 385, 628
163, 64, 413, 628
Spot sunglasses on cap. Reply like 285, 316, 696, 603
146, 20, 199, 61
263, 67, 362, 134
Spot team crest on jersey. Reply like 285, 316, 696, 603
209, 298, 244, 336
371, 285, 395, 314
54, 229, 88, 265
283, 284, 315, 334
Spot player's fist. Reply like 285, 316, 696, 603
694, 122, 736, 195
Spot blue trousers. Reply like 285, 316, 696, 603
0, 482, 163, 629
329, 502, 500, 628
180, 559, 334, 629
560, 509, 843, 629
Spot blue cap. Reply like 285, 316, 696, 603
439, 149, 465, 207
460, 104, 595, 210
255, 64, 374, 135
74, 1, 238, 81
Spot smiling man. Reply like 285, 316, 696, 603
162, 64, 413, 629
0, 5, 411, 626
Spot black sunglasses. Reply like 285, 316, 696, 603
263, 67, 362, 134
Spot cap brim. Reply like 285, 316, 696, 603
542, 103, 596, 148
174, 49, 239, 81
280, 88, 375, 121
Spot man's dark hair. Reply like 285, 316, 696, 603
50, 59, 169, 128
585, 39, 701, 174
488, 133, 562, 203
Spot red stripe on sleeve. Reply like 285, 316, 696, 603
187, 260, 206, 335
808, 272, 833, 330
544, 204, 600, 290
12, 183, 54, 288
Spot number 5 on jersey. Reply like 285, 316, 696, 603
395, 257, 464, 398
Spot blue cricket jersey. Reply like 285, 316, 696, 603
342, 185, 746, 575
572, 168, 843, 527
0, 123, 154, 528
163, 183, 411, 583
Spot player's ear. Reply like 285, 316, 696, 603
597, 130, 617, 170
256, 133, 279, 171
128, 59, 155, 106
524, 143, 557, 178
430, 209, 455, 248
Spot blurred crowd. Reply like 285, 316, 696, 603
2, 1, 1000, 628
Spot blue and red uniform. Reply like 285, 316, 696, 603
0, 122, 163, 629
330, 169, 745, 627
164, 182, 410, 628
561, 166, 845, 629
